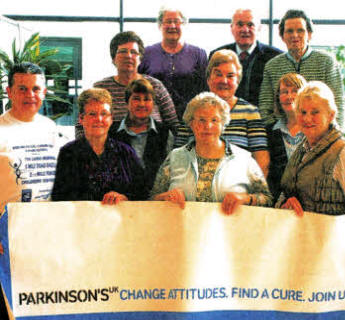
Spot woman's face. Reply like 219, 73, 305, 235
128, 92, 154, 121
80, 101, 112, 139
279, 82, 299, 114
190, 105, 223, 145
113, 42, 141, 74
160, 11, 184, 43
297, 96, 335, 146
207, 62, 239, 102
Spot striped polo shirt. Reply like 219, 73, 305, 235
174, 98, 268, 152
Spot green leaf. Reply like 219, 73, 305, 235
1, 32, 74, 119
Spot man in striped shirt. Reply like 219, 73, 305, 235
259, 9, 344, 128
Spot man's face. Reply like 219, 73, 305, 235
6, 73, 46, 122
282, 18, 311, 54
231, 10, 258, 50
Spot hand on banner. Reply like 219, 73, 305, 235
153, 188, 186, 209
281, 196, 304, 216
102, 191, 128, 205
222, 192, 251, 215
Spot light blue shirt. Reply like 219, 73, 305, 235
117, 116, 158, 167
273, 119, 304, 159
286, 46, 313, 65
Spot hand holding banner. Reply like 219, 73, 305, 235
1, 201, 345, 319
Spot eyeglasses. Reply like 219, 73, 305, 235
84, 111, 112, 119
279, 88, 298, 96
117, 48, 140, 56
162, 19, 183, 26
193, 117, 222, 126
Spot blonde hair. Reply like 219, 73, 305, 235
207, 49, 242, 83
296, 81, 338, 126
183, 92, 231, 127
78, 88, 112, 115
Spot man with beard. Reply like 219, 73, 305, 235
174, 50, 269, 177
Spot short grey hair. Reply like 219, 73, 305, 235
157, 6, 188, 26
232, 8, 261, 27
183, 92, 231, 127
296, 81, 338, 127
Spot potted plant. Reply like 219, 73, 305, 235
0, 32, 72, 119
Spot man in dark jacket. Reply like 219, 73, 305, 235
209, 8, 282, 107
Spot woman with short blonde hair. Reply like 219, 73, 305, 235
277, 81, 345, 216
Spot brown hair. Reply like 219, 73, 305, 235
279, 9, 313, 38
109, 31, 145, 60
125, 78, 155, 103
78, 88, 112, 115
275, 73, 307, 118
206, 49, 242, 83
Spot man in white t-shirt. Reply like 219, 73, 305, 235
0, 62, 68, 210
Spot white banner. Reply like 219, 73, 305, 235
1, 201, 345, 319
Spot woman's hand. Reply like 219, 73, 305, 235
153, 188, 185, 209
281, 197, 304, 217
102, 191, 128, 205
222, 192, 251, 215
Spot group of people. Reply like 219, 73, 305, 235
1, 7, 345, 218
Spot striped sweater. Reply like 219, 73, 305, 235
174, 98, 268, 152
74, 75, 179, 139
259, 48, 344, 128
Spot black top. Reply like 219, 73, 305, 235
52, 136, 148, 201
266, 123, 289, 202
108, 119, 170, 192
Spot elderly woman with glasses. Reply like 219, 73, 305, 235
75, 31, 179, 138
138, 6, 208, 121
277, 81, 345, 216
151, 92, 272, 214
52, 88, 147, 203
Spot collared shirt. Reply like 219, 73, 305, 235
117, 116, 158, 167
286, 46, 313, 73
235, 43, 256, 56
273, 119, 304, 159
